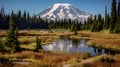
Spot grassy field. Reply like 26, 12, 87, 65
0, 51, 120, 67
0, 50, 90, 67
0, 30, 120, 67
71, 30, 120, 51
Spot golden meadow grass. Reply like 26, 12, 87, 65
0, 51, 84, 67
1, 30, 120, 67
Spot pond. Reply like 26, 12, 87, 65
42, 39, 119, 56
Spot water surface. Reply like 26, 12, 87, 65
42, 39, 118, 56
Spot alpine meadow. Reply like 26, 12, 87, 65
0, 0, 120, 67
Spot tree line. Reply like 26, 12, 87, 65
0, 8, 48, 29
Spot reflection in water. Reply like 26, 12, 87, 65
93, 48, 97, 53
42, 39, 119, 56
93, 48, 105, 55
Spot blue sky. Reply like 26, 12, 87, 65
0, 0, 119, 16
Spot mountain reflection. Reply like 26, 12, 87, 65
42, 39, 119, 56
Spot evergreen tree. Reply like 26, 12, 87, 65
86, 16, 92, 30
114, 17, 120, 33
110, 0, 117, 33
78, 21, 82, 30
82, 20, 87, 30
14, 27, 20, 51
74, 22, 78, 35
103, 6, 109, 29
22, 10, 26, 20
70, 21, 77, 35
118, 0, 120, 17
5, 12, 20, 52
70, 21, 75, 31
0, 37, 5, 51
0, 6, 5, 23
91, 15, 97, 32
68, 19, 72, 29
97, 13, 103, 31
35, 36, 42, 51
0, 10, 2, 23
17, 10, 21, 20
27, 12, 30, 22
0, 6, 5, 18
114, 0, 120, 33
91, 14, 103, 32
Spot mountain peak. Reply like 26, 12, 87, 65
53, 3, 71, 6
37, 3, 92, 21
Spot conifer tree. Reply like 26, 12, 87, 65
110, 0, 117, 33
22, 10, 26, 20
97, 13, 103, 31
103, 6, 109, 29
114, 0, 120, 33
0, 37, 5, 51
70, 21, 77, 35
91, 15, 97, 32
86, 16, 92, 30
5, 12, 20, 52
79, 21, 82, 30
14, 26, 20, 51
17, 10, 21, 20
74, 22, 77, 35
0, 6, 5, 23
27, 12, 30, 22
0, 6, 5, 18
118, 0, 120, 17
114, 17, 120, 33
35, 36, 42, 51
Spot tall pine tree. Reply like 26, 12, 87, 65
5, 12, 20, 52
97, 13, 103, 31
114, 0, 120, 33
17, 10, 21, 20
91, 15, 97, 32
103, 6, 109, 29
110, 0, 117, 33
22, 10, 26, 21
0, 6, 5, 18
118, 0, 120, 17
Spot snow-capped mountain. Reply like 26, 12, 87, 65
37, 3, 92, 21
